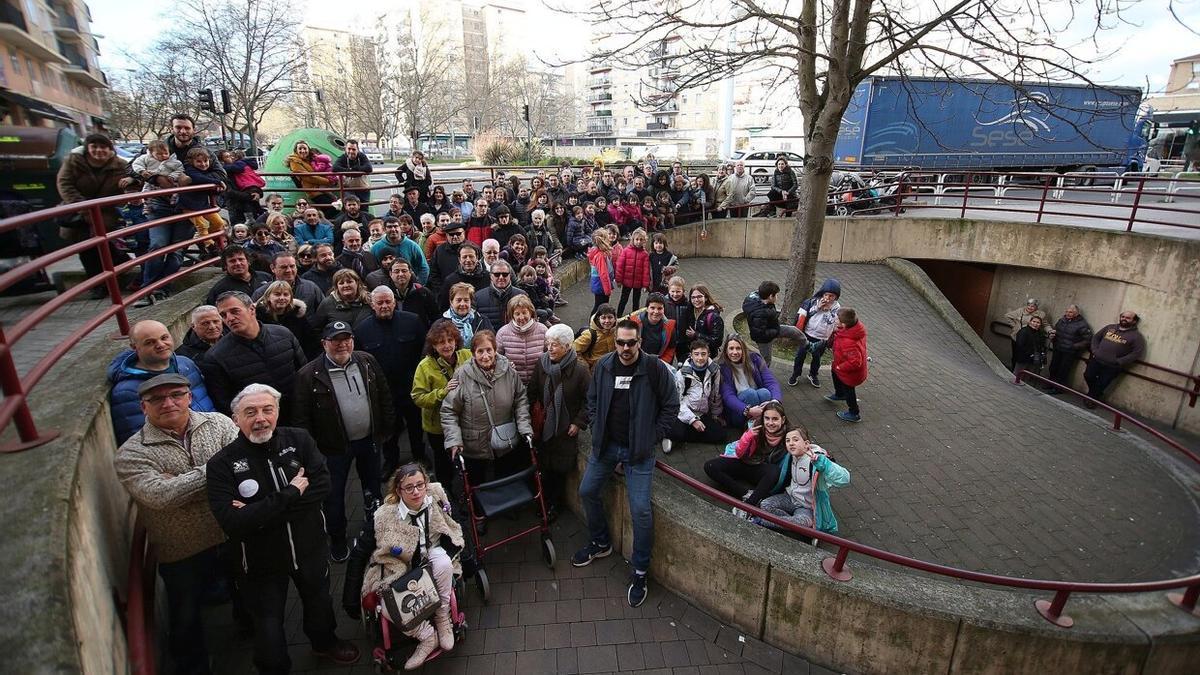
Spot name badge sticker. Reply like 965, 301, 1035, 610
615, 375, 632, 390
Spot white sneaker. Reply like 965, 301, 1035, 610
661, 438, 672, 454
731, 506, 750, 520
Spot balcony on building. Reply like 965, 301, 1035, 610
586, 117, 614, 134
52, 8, 80, 38
0, 1, 69, 63
58, 40, 107, 88
588, 74, 612, 88
588, 64, 612, 74
588, 92, 613, 104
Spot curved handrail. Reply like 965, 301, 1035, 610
655, 460, 1200, 628
988, 320, 1200, 407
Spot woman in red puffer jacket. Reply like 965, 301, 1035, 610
615, 228, 652, 316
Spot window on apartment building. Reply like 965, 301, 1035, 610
26, 58, 37, 83
10, 51, 20, 76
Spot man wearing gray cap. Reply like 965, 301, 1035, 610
114, 373, 240, 675
294, 320, 394, 562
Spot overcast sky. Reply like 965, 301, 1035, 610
91, 0, 1197, 95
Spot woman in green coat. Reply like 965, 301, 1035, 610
411, 319, 473, 486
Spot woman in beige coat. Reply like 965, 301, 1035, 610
362, 464, 464, 670
440, 330, 534, 484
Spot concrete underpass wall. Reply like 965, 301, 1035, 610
0, 281, 211, 674
666, 216, 1200, 434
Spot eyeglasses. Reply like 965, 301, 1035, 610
400, 481, 427, 493
142, 390, 189, 406
615, 338, 638, 347
491, 272, 510, 278
296, 201, 309, 207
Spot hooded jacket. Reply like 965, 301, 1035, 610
56, 148, 129, 230
566, 215, 595, 250
411, 349, 473, 435
675, 359, 723, 424
830, 321, 869, 387
114, 411, 239, 563
107, 351, 214, 445
573, 314, 617, 369
629, 310, 677, 363
206, 426, 332, 576
742, 291, 781, 343
588, 246, 615, 296
615, 244, 651, 289
439, 355, 533, 461
798, 278, 842, 340
285, 153, 333, 197
293, 351, 394, 454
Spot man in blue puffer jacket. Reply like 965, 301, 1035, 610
108, 320, 214, 444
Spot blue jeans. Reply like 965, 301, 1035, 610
157, 546, 220, 675
142, 214, 193, 287
737, 388, 773, 406
791, 334, 828, 378
323, 437, 381, 539
578, 442, 654, 573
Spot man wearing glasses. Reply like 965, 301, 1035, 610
114, 373, 240, 674
572, 319, 679, 609
473, 259, 528, 328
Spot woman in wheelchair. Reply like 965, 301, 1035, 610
361, 463, 464, 670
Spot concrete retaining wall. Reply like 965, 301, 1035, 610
0, 281, 211, 674
664, 216, 1200, 433
564, 436, 1200, 674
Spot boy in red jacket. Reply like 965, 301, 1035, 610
825, 307, 868, 422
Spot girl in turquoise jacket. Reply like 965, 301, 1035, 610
756, 425, 850, 534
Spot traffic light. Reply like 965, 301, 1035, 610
198, 88, 215, 113
219, 89, 231, 115
522, 104, 530, 122
315, 89, 324, 103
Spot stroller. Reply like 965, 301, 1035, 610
458, 446, 557, 602
343, 499, 468, 672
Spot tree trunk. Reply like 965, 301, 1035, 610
780, 142, 834, 319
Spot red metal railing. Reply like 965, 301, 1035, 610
1013, 368, 1200, 465
124, 524, 156, 675
823, 170, 1200, 234
655, 460, 1200, 628
988, 321, 1200, 408
0, 183, 223, 452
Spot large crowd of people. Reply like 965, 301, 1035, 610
66, 117, 1149, 675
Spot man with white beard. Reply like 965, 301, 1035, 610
206, 384, 360, 672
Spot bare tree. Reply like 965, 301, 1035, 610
156, 0, 305, 155
379, 9, 468, 150
355, 37, 399, 151
490, 57, 578, 140
557, 0, 1130, 315
114, 53, 206, 140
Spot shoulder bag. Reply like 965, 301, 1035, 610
478, 382, 519, 453
379, 511, 441, 630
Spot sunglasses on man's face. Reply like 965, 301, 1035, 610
615, 338, 638, 347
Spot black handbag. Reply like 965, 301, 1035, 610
378, 511, 441, 630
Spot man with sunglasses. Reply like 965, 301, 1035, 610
572, 319, 679, 609
114, 373, 241, 675
473, 259, 528, 328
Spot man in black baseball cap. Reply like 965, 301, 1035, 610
293, 320, 393, 562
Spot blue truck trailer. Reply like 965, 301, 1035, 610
834, 76, 1148, 172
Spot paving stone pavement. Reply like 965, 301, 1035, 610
557, 258, 1200, 583
204, 500, 829, 675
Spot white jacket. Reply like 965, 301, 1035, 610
674, 360, 723, 424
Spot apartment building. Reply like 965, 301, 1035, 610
0, 0, 107, 132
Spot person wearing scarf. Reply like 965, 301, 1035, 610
395, 150, 432, 199
528, 324, 591, 518
442, 281, 492, 344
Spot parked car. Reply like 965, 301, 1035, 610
727, 149, 806, 195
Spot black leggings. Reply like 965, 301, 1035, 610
617, 286, 643, 316
703, 457, 779, 506
591, 292, 610, 314
669, 415, 727, 445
